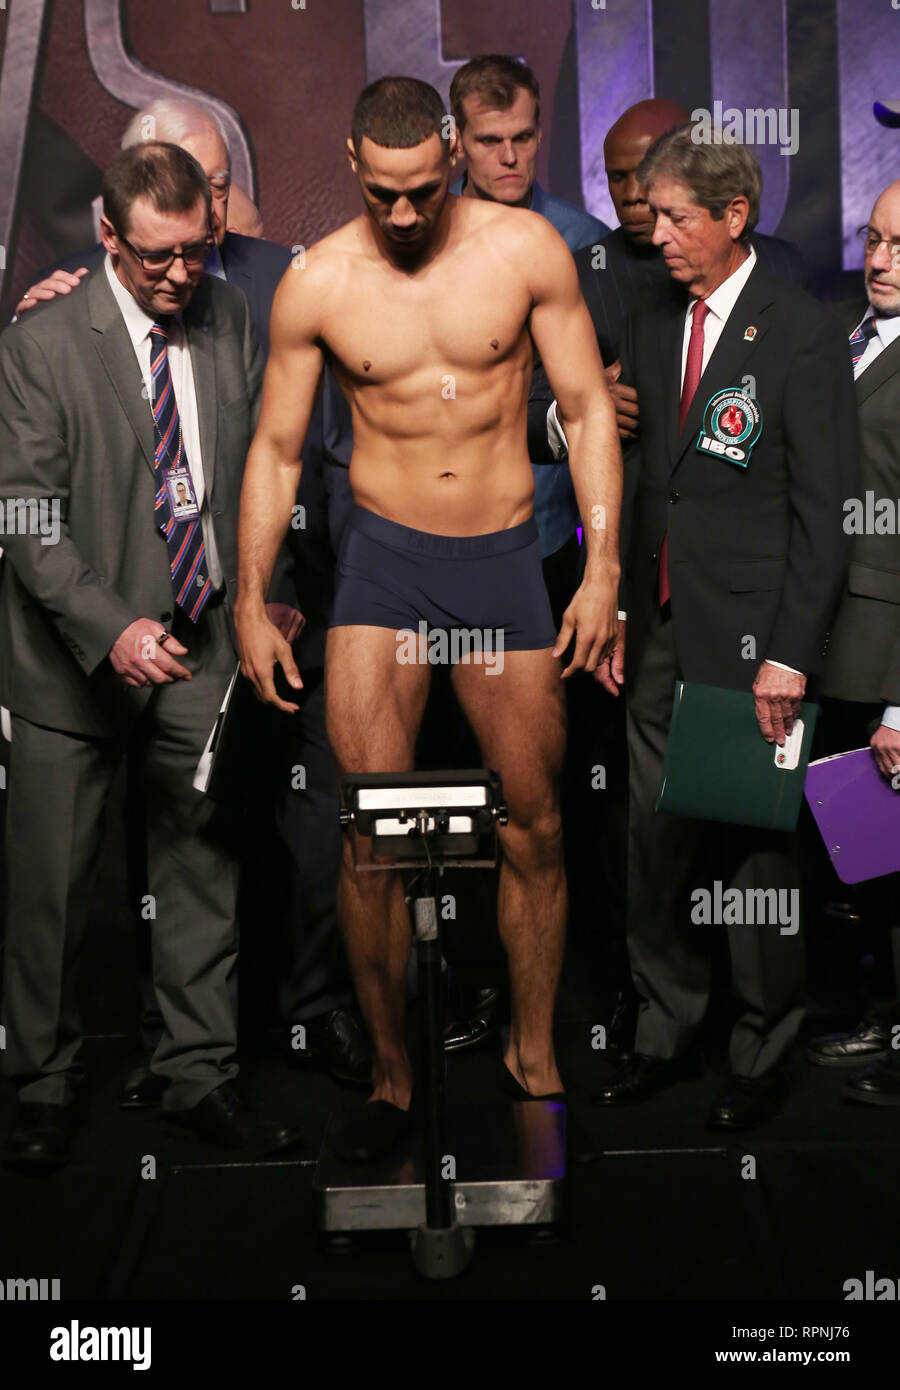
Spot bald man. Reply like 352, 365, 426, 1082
805, 179, 900, 1106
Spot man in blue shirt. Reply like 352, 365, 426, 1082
449, 55, 609, 602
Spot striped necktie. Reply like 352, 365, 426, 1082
849, 315, 878, 370
149, 319, 212, 621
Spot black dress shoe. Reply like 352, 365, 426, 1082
591, 1053, 682, 1106
806, 1014, 892, 1067
298, 1008, 372, 1087
3, 1101, 76, 1174
119, 1065, 170, 1109
443, 987, 501, 1054
706, 1071, 785, 1130
163, 1083, 305, 1157
843, 1055, 900, 1106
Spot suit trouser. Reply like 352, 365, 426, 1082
1, 604, 239, 1110
627, 604, 805, 1077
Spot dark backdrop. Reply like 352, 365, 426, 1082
1, 0, 898, 316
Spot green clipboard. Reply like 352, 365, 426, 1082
655, 681, 818, 831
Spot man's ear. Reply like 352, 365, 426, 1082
346, 136, 359, 174
728, 194, 750, 242
99, 214, 118, 255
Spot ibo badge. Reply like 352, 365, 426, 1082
696, 387, 763, 467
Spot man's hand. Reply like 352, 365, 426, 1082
752, 661, 806, 744
236, 605, 303, 713
109, 619, 191, 688
605, 360, 639, 440
553, 570, 619, 679
870, 722, 900, 784
15, 267, 89, 316
264, 602, 306, 644
594, 617, 626, 696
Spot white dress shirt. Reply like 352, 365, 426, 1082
851, 305, 900, 730
104, 255, 223, 589
852, 304, 900, 380
679, 245, 757, 382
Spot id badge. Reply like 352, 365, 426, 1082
695, 388, 763, 468
163, 466, 200, 520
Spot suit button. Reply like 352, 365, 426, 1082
651, 552, 658, 561
669, 491, 680, 504
160, 611, 172, 622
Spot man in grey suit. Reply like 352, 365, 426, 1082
806, 178, 900, 1104
0, 141, 302, 1171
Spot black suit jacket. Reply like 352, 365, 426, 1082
576, 227, 807, 367
619, 259, 858, 691
822, 296, 900, 707
527, 229, 807, 466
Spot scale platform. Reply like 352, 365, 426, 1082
314, 1098, 567, 1232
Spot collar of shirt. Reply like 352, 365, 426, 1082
859, 303, 900, 349
103, 253, 183, 351
687, 243, 757, 329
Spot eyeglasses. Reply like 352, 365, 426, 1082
116, 230, 214, 273
856, 224, 900, 259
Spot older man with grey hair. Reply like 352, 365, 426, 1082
589, 125, 859, 1128
16, 98, 290, 357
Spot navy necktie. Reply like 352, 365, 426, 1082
149, 319, 211, 621
849, 316, 878, 370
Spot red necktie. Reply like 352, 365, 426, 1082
659, 299, 709, 606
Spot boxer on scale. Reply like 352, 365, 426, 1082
235, 77, 622, 1161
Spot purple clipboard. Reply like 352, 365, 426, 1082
804, 748, 900, 884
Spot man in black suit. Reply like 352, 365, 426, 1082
805, 179, 900, 1104
588, 126, 858, 1127
574, 100, 806, 418
530, 102, 811, 1066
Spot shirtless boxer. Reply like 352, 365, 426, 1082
235, 77, 622, 1161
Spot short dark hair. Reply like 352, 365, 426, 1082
450, 55, 540, 132
637, 124, 761, 244
102, 141, 211, 237
351, 77, 447, 153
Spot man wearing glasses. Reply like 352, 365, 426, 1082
805, 181, 900, 1105
14, 99, 291, 359
0, 142, 304, 1171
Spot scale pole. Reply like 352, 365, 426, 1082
413, 889, 452, 1230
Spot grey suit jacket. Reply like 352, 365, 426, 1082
822, 298, 900, 707
0, 266, 263, 736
